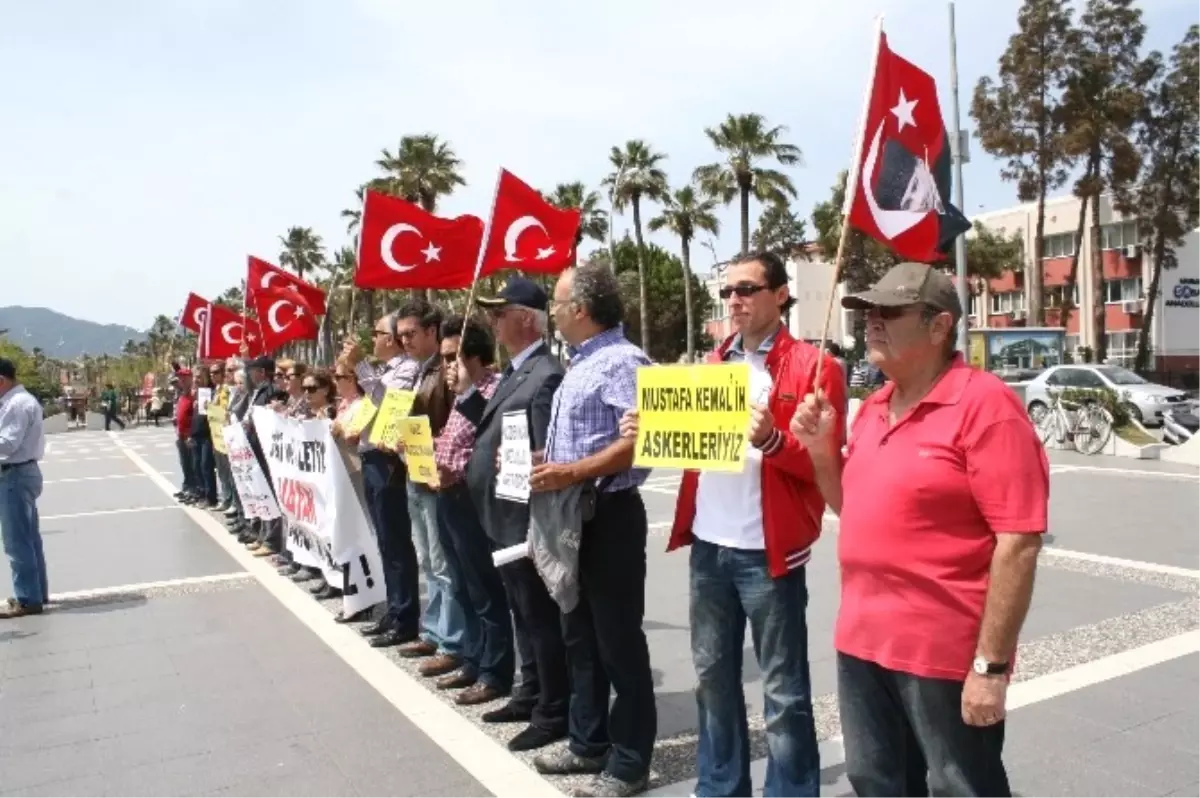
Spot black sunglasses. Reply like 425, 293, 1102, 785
441, 352, 459, 363
302, 384, 319, 393
718, 283, 769, 300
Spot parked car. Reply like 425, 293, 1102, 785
1023, 364, 1192, 427
1163, 405, 1198, 445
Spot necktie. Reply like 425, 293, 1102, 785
501, 363, 515, 381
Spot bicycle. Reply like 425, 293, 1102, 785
1034, 390, 1113, 456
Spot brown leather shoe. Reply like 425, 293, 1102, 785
418, 654, 461, 678
456, 683, 506, 706
435, 668, 477, 690
398, 640, 438, 659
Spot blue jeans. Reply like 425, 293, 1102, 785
407, 480, 466, 655
191, 438, 217, 503
690, 539, 819, 797
0, 462, 47, 605
176, 438, 198, 494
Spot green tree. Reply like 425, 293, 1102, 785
215, 282, 245, 311
1129, 26, 1199, 372
811, 171, 899, 294
278, 226, 326, 283
972, 0, 1076, 326
694, 113, 803, 256
751, 200, 809, 259
0, 339, 55, 403
602, 140, 669, 352
545, 182, 609, 253
1061, 0, 1154, 361
591, 238, 713, 363
648, 184, 721, 362
965, 221, 1025, 281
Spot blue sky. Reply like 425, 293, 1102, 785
1, 0, 1195, 329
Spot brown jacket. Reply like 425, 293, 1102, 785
411, 355, 453, 437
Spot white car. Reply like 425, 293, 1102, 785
1024, 364, 1193, 427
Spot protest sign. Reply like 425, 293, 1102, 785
634, 363, 751, 472
252, 407, 385, 616
368, 389, 416, 448
497, 411, 531, 503
221, 423, 281, 520
344, 396, 377, 437
196, 387, 213, 416
207, 404, 228, 455
399, 415, 438, 487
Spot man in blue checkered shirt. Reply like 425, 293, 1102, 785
528, 262, 655, 798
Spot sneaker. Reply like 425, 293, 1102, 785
533, 750, 606, 776
571, 773, 649, 798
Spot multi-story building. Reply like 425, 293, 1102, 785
970, 193, 1198, 372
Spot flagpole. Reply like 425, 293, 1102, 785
813, 15, 885, 390
460, 168, 505, 335
948, 0, 970, 354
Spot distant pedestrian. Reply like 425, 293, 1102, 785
101, 383, 125, 431
0, 357, 48, 618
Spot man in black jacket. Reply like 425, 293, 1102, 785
460, 277, 568, 753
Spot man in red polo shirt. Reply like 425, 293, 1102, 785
791, 262, 1048, 797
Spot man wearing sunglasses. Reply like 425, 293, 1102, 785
791, 262, 1047, 797
649, 250, 846, 797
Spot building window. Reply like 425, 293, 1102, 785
968, 294, 979, 317
1104, 277, 1142, 304
1042, 232, 1077, 259
989, 291, 1026, 314
1100, 220, 1140, 251
1044, 284, 1080, 308
1105, 330, 1141, 365
1065, 335, 1080, 355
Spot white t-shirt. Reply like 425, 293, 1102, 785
692, 346, 774, 550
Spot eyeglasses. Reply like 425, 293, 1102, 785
396, 329, 418, 341
441, 352, 459, 364
302, 384, 319, 393
334, 373, 353, 381
286, 372, 300, 378
372, 329, 390, 338
718, 284, 769, 300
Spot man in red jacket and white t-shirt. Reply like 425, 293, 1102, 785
625, 251, 845, 797
171, 369, 198, 503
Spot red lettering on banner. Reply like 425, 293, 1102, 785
277, 477, 317, 525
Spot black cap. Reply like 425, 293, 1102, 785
0, 358, 14, 381
842, 262, 962, 321
476, 276, 548, 312
246, 356, 276, 373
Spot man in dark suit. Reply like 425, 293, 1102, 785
459, 277, 569, 753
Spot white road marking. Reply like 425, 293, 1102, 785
1041, 546, 1200, 579
110, 432, 563, 798
43, 474, 150, 485
50, 572, 252, 602
40, 455, 131, 464
42, 505, 180, 521
1051, 463, 1199, 480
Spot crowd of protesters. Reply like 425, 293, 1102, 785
162, 256, 1048, 798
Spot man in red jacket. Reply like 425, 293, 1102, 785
636, 251, 846, 797
171, 369, 198, 503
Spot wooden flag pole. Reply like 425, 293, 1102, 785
460, 168, 505, 335
813, 15, 884, 391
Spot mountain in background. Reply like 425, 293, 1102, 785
0, 306, 147, 358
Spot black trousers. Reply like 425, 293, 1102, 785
838, 653, 1011, 797
499, 557, 569, 732
361, 451, 420, 635
562, 487, 656, 782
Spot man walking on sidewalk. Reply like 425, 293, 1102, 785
0, 357, 48, 619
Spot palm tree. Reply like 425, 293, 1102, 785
341, 185, 366, 243
602, 140, 669, 351
278, 227, 326, 283
545, 182, 609, 254
694, 113, 803, 255
649, 185, 721, 363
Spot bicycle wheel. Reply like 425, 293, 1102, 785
1037, 410, 1059, 446
1074, 405, 1113, 456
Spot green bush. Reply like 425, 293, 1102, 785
1056, 387, 1131, 428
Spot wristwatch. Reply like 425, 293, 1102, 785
973, 656, 1009, 676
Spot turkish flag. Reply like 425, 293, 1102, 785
201, 303, 264, 359
479, 169, 581, 278
847, 31, 969, 262
246, 256, 327, 316
252, 284, 319, 352
179, 293, 212, 334
355, 190, 485, 290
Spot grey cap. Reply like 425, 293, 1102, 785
842, 262, 962, 320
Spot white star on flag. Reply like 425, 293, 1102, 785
890, 89, 918, 132
535, 246, 556, 260
421, 242, 442, 262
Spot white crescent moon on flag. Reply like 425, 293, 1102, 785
380, 223, 422, 272
504, 216, 548, 262
220, 322, 242, 343
192, 306, 208, 327
861, 121, 928, 240
267, 300, 292, 332
260, 272, 280, 289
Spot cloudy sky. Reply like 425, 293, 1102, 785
1, 0, 1195, 329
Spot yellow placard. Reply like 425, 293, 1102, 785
634, 363, 751, 472
368, 389, 417, 448
345, 396, 378, 437
399, 415, 439, 487
207, 404, 228, 454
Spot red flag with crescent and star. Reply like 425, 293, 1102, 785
355, 190, 485, 290
246, 256, 327, 316
847, 31, 970, 263
178, 292, 212, 334
200, 303, 263, 360
251, 284, 319, 352
478, 169, 581, 278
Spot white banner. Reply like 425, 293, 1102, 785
497, 411, 531, 504
222, 422, 281, 521
252, 407, 385, 616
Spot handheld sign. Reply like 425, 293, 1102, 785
399, 415, 438, 487
344, 396, 378, 437
496, 411, 532, 503
207, 404, 228, 454
367, 389, 416, 448
634, 363, 751, 472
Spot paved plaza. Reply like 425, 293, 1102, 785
1, 423, 1197, 797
